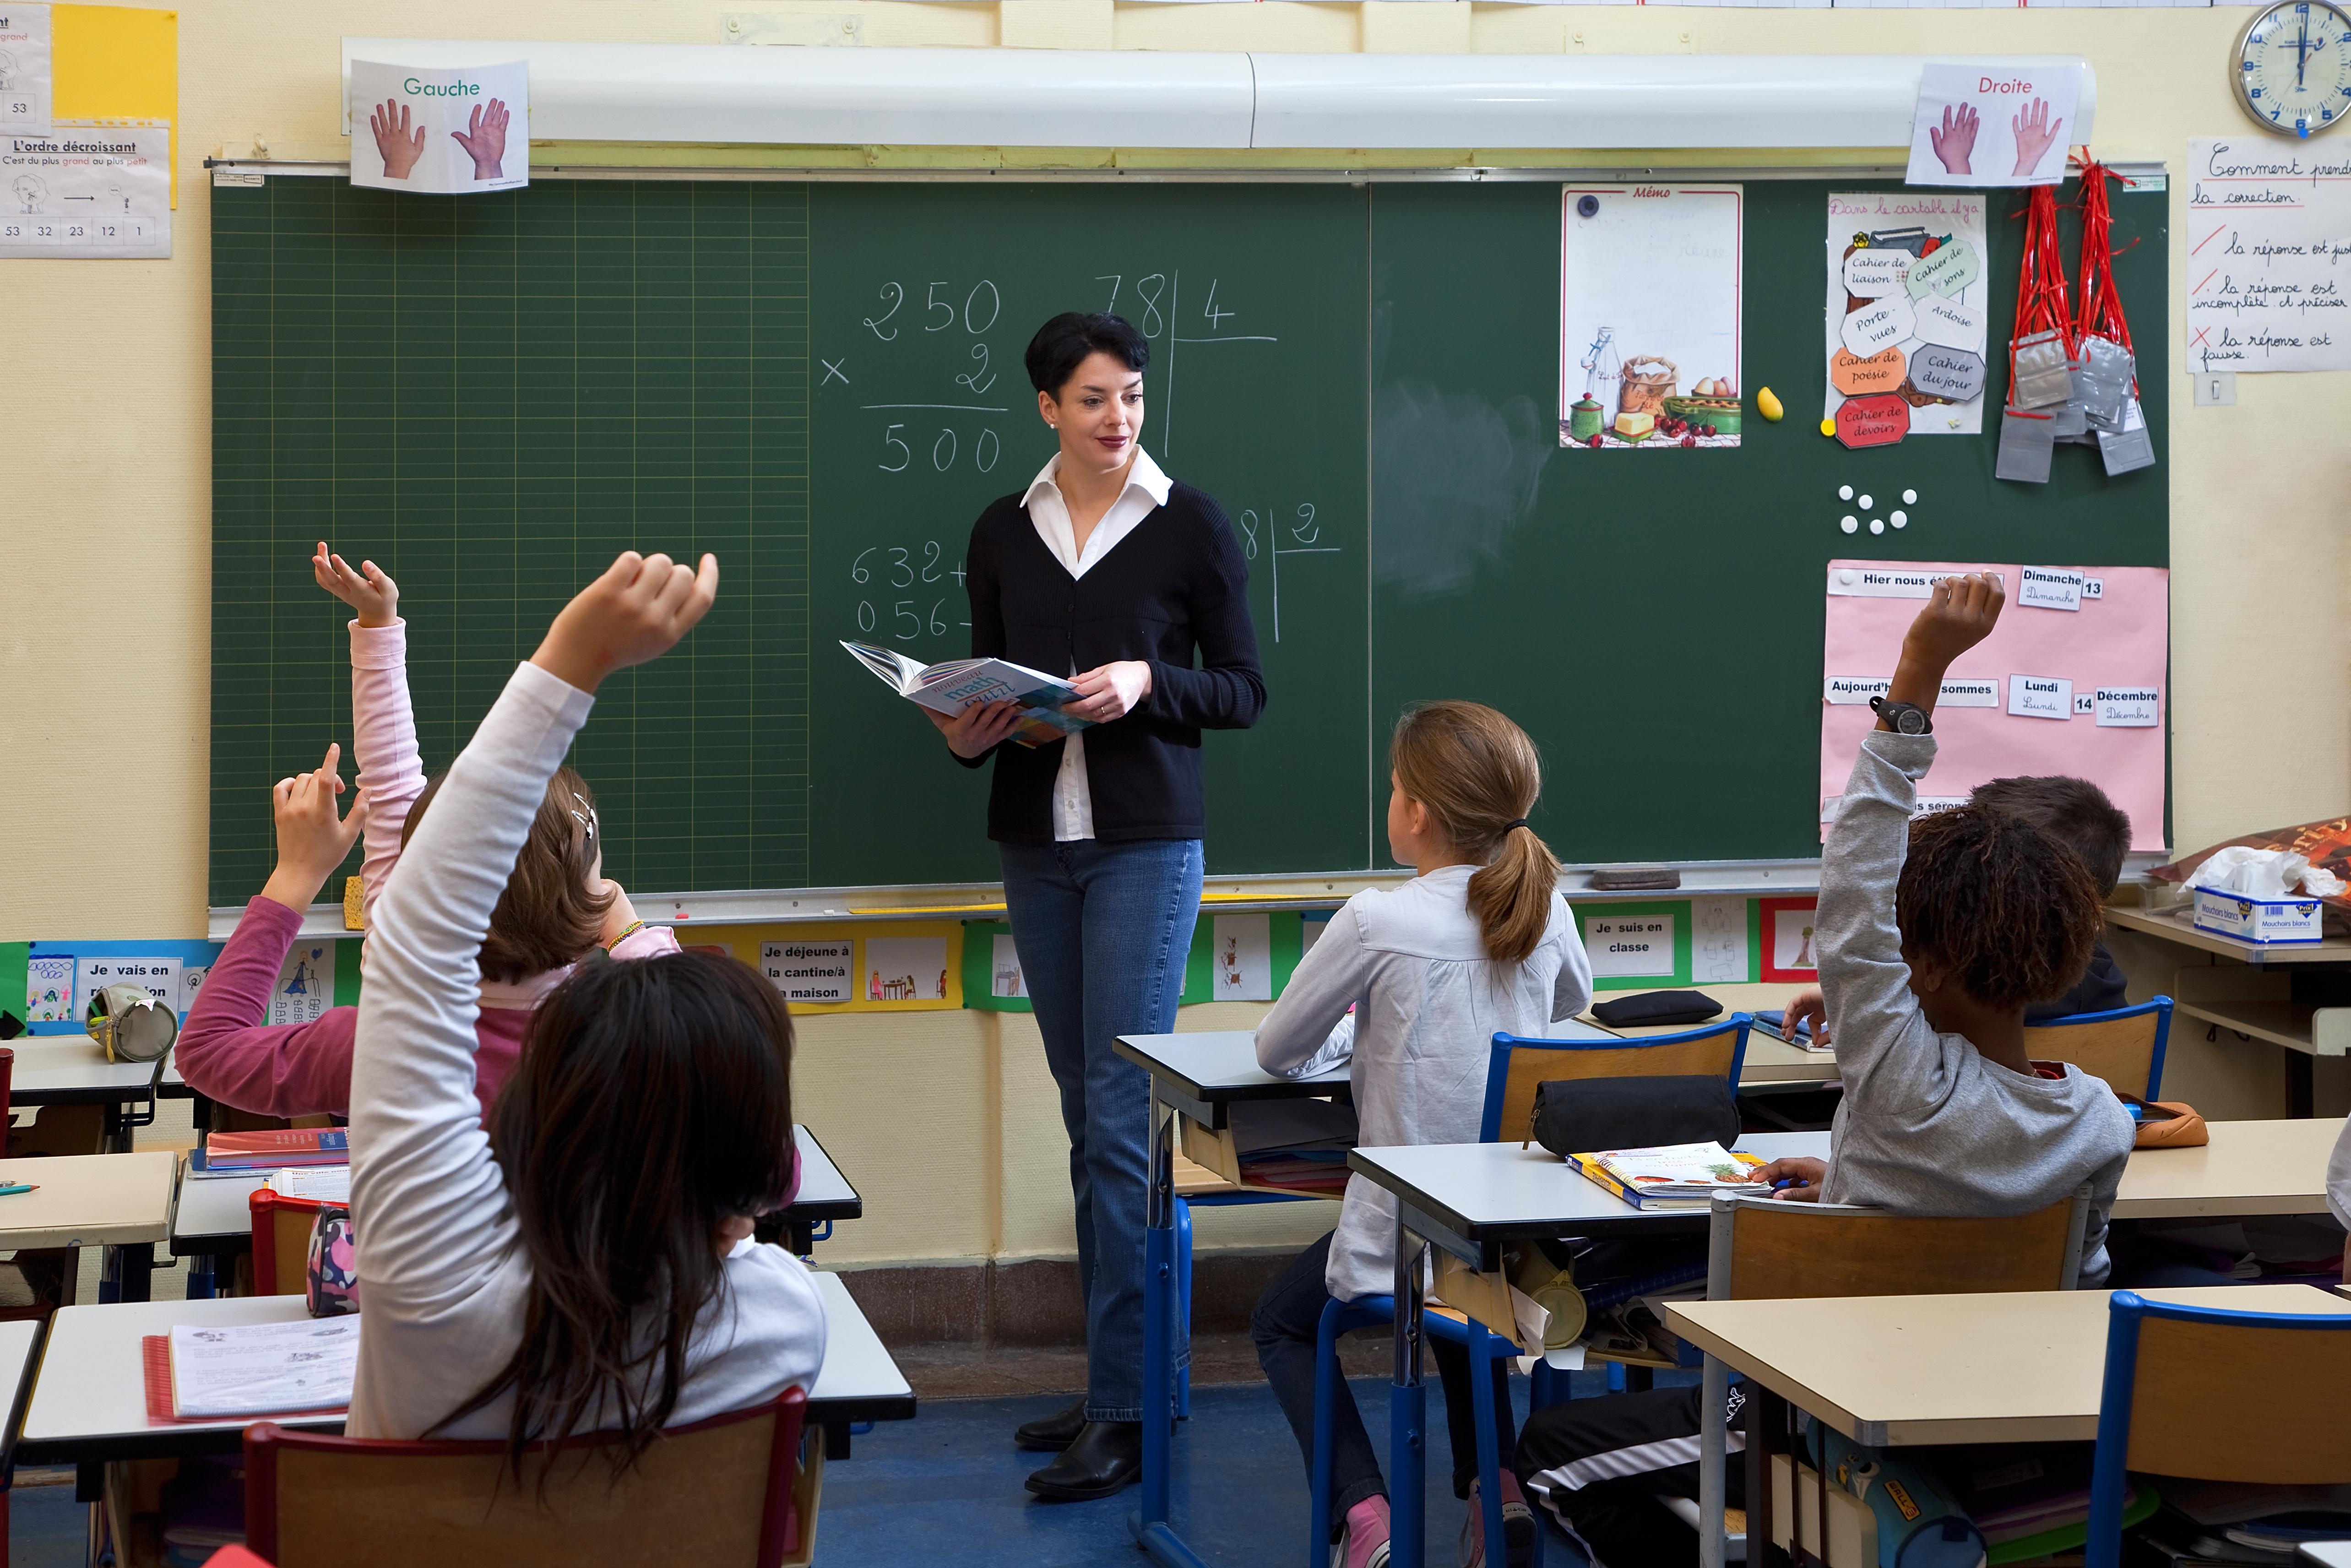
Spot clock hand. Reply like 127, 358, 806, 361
2302, 23, 2310, 88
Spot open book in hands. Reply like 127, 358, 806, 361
841, 641, 1093, 749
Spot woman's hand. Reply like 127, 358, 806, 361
1752, 1156, 1827, 1202
313, 543, 400, 628
259, 743, 366, 912
927, 699, 1025, 759
1068, 660, 1152, 723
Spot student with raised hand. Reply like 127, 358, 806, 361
178, 545, 678, 1122
1252, 701, 1593, 1568
348, 550, 826, 1457
1515, 576, 2135, 1568
1748, 570, 2134, 1275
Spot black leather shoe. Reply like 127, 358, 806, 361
1014, 1398, 1087, 1452
1023, 1419, 1143, 1501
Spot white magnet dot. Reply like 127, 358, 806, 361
1902, 489, 1918, 505
1838, 484, 1854, 501
1889, 509, 1907, 526
1837, 568, 1858, 584
1840, 516, 1859, 534
1869, 518, 1885, 535
1857, 494, 1874, 510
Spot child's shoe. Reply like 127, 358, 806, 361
1333, 1495, 1393, 1568
1459, 1473, 1537, 1568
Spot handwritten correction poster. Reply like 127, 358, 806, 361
2185, 138, 2351, 374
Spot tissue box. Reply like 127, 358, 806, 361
2193, 887, 2324, 944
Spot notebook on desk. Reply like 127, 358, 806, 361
144, 1317, 357, 1422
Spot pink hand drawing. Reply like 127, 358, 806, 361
2011, 98, 2063, 178
368, 98, 426, 180
450, 98, 510, 182
1929, 102, 1978, 177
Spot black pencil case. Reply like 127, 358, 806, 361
1587, 990, 1723, 1029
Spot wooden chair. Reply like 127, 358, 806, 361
1695, 1186, 2090, 1568
1481, 1015, 1752, 1145
2085, 1291, 2351, 1568
245, 1387, 814, 1568
2023, 996, 2174, 1101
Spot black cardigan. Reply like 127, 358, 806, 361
958, 479, 1266, 844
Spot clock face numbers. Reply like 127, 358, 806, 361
2241, 1, 2351, 138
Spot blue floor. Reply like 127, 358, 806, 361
810, 1371, 1661, 1567
7, 1370, 1687, 1565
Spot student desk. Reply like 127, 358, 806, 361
2302, 1543, 2351, 1566
1665, 1282, 2347, 1568
0, 1151, 174, 1305
17, 1270, 917, 1470
2112, 1117, 2346, 1218
7, 1037, 164, 1150
167, 1125, 866, 1297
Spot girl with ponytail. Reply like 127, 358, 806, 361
1250, 701, 1593, 1568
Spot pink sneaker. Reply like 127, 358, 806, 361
1334, 1495, 1393, 1568
1460, 1473, 1537, 1568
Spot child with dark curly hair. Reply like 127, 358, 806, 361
1512, 575, 2137, 1568
1752, 572, 2136, 1281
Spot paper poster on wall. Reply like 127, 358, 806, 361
1559, 185, 1742, 450
178, 964, 210, 1015
24, 953, 71, 1022
0, 4, 51, 132
865, 936, 948, 1003
990, 934, 1026, 1000
1824, 192, 1990, 439
1212, 913, 1273, 1002
1583, 912, 1678, 980
0, 122, 169, 258
270, 942, 335, 1027
79, 955, 177, 1012
2184, 138, 2351, 373
1820, 561, 2169, 850
348, 60, 528, 195
760, 939, 852, 1005
1691, 897, 1753, 984
1759, 898, 1821, 982
1906, 62, 2079, 188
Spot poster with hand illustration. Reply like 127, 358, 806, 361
1823, 192, 1990, 441
349, 59, 527, 195
1559, 185, 1743, 451
1906, 63, 2079, 190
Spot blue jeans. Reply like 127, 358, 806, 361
1000, 836, 1204, 1423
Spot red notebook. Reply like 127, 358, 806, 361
201, 1128, 350, 1170
140, 1336, 349, 1427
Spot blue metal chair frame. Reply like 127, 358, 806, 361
2025, 996, 2174, 1100
1480, 1016, 1753, 1143
2085, 1291, 2351, 1568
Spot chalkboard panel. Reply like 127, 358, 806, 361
210, 174, 2164, 904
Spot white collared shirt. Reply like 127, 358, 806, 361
1020, 447, 1173, 841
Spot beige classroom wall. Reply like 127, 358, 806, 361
3, 0, 2346, 1271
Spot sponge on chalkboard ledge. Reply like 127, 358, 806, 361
1588, 866, 1681, 892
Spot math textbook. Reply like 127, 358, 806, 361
1570, 1142, 1770, 1211
201, 1128, 350, 1170
840, 641, 1092, 749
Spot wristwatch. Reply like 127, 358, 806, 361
1870, 696, 1933, 736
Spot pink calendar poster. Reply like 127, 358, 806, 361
1819, 561, 2168, 851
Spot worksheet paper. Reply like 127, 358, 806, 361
0, 3, 51, 132
169, 1317, 358, 1418
0, 122, 170, 258
348, 60, 528, 195
2185, 138, 2351, 373
1819, 562, 2168, 851
1559, 185, 1742, 450
1824, 191, 1990, 437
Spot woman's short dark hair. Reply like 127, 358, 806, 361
1026, 312, 1150, 398
1896, 804, 2103, 1010
440, 949, 798, 1479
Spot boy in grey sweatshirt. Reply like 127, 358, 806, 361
1757, 572, 2136, 1283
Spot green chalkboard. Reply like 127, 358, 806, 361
210, 174, 2165, 905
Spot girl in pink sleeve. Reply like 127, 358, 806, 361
178, 545, 679, 1121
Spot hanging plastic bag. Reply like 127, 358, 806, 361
2011, 329, 2075, 409
1997, 405, 2057, 483
2072, 161, 2154, 475
2098, 395, 2156, 475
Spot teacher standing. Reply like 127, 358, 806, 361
931, 312, 1265, 1500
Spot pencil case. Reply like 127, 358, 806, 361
1588, 990, 1722, 1029
306, 1207, 361, 1318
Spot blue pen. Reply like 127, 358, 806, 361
0, 1184, 40, 1197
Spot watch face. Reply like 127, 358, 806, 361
2237, 0, 2351, 138
1897, 708, 1927, 734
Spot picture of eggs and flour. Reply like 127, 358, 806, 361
1559, 184, 1743, 451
